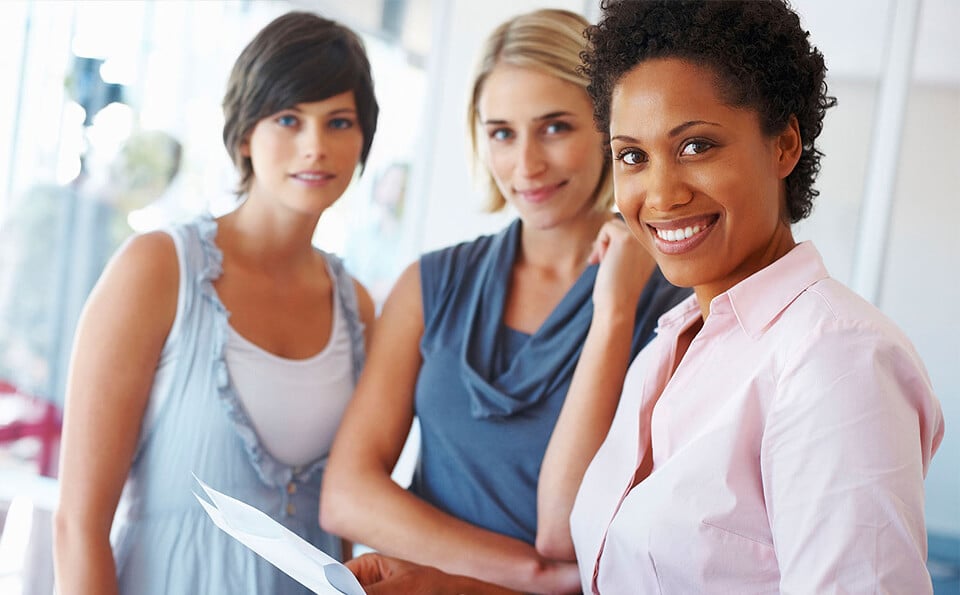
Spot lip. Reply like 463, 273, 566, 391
646, 214, 719, 255
514, 181, 567, 204
289, 170, 335, 187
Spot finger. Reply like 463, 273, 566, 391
345, 553, 384, 585
590, 227, 613, 264
588, 241, 604, 264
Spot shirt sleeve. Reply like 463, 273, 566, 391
761, 319, 943, 594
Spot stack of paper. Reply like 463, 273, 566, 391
193, 475, 366, 595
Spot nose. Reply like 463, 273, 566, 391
300, 123, 327, 161
516, 136, 547, 178
643, 161, 691, 212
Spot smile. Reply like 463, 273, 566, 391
647, 215, 718, 255
515, 181, 566, 203
656, 225, 704, 242
292, 172, 333, 181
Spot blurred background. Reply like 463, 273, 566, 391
0, 0, 956, 593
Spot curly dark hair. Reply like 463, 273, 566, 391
582, 0, 836, 222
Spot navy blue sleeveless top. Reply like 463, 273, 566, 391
411, 219, 690, 544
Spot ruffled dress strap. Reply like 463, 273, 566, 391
316, 249, 366, 384
193, 215, 362, 489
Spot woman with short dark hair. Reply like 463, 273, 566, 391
54, 12, 378, 595
573, 1, 943, 592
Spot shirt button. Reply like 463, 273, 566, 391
286, 503, 296, 516
287, 482, 297, 495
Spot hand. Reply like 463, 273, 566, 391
346, 553, 462, 595
588, 217, 656, 320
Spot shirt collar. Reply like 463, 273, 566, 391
656, 292, 700, 333
652, 242, 830, 339
719, 241, 829, 339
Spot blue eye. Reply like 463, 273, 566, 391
329, 117, 355, 130
276, 114, 298, 127
544, 121, 572, 135
615, 149, 646, 166
489, 128, 513, 141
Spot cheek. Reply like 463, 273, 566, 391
343, 134, 365, 165
580, 147, 606, 185
562, 137, 603, 175
612, 170, 640, 215
250, 131, 283, 161
485, 148, 513, 187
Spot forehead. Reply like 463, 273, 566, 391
291, 90, 358, 114
610, 58, 757, 136
478, 63, 591, 121
612, 59, 721, 117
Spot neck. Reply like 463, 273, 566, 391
517, 209, 608, 277
217, 199, 321, 273
694, 224, 796, 320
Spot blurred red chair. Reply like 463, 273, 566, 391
0, 380, 61, 477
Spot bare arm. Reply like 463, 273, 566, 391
338, 278, 377, 561
536, 219, 656, 560
53, 232, 178, 595
322, 263, 579, 594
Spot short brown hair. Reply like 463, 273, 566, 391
222, 11, 379, 195
467, 9, 612, 213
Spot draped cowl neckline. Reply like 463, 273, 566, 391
459, 220, 598, 419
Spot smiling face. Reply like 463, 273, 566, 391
477, 64, 606, 230
242, 91, 364, 215
610, 58, 801, 308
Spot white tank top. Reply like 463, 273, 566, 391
224, 276, 354, 467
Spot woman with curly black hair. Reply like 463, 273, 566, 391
340, 1, 944, 593
569, 0, 943, 593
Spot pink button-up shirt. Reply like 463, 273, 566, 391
570, 242, 944, 594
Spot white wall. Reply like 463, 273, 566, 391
399, 0, 959, 536
879, 84, 960, 534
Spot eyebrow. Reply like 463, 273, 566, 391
482, 111, 576, 126
286, 106, 357, 115
610, 120, 721, 143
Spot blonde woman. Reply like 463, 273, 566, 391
321, 9, 689, 594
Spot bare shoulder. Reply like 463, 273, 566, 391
384, 261, 422, 311
373, 261, 423, 340
109, 231, 178, 282
91, 230, 179, 329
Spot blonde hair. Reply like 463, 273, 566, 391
467, 9, 612, 213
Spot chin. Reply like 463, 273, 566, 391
653, 261, 700, 290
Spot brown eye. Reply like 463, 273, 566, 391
615, 148, 646, 165
680, 140, 712, 156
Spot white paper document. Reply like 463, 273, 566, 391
193, 475, 366, 595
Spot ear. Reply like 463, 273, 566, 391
775, 115, 802, 179
239, 138, 251, 158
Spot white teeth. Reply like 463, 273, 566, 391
295, 173, 327, 180
656, 225, 703, 242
